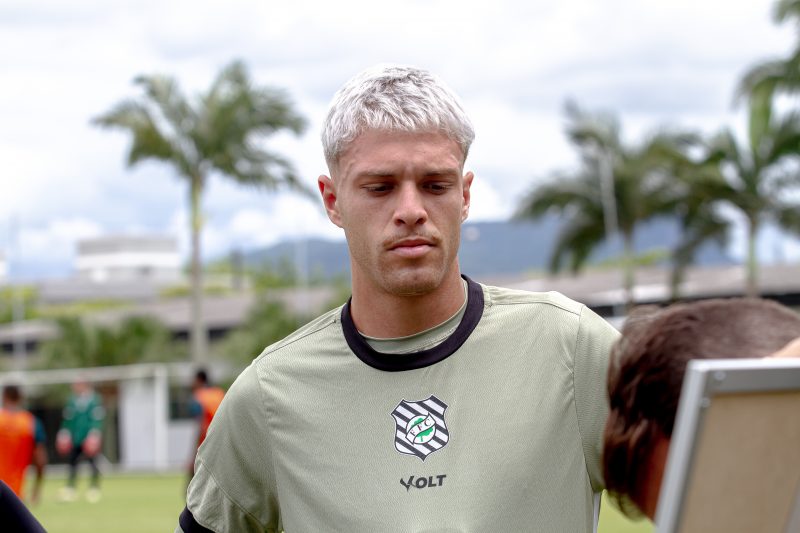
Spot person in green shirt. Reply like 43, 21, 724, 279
178, 65, 618, 533
56, 379, 105, 503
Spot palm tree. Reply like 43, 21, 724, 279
667, 184, 730, 301
730, 0, 800, 296
738, 0, 800, 132
693, 112, 800, 296
736, 0, 800, 180
93, 60, 308, 363
515, 102, 697, 310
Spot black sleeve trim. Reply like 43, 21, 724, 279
341, 274, 484, 372
179, 506, 215, 533
0, 480, 46, 533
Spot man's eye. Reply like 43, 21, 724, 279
364, 184, 392, 193
424, 182, 450, 193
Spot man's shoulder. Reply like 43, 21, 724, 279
0, 408, 34, 423
221, 305, 345, 405
253, 304, 344, 363
480, 283, 584, 316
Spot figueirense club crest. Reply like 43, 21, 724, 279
390, 395, 449, 461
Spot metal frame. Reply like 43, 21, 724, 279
655, 358, 800, 533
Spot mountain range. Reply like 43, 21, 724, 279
245, 216, 733, 280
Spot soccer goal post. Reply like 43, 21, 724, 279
0, 362, 227, 472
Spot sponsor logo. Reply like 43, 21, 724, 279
390, 395, 449, 461
400, 474, 447, 491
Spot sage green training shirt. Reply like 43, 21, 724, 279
179, 277, 618, 532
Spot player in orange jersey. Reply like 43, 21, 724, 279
0, 385, 47, 504
187, 370, 224, 480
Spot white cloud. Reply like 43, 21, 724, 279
225, 199, 343, 249
0, 0, 798, 278
167, 194, 343, 263
7, 217, 104, 279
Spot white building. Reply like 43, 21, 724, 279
76, 235, 181, 284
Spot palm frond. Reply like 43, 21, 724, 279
514, 172, 600, 220
549, 211, 607, 274
774, 0, 800, 23
736, 60, 784, 104
774, 201, 800, 234
761, 110, 800, 163
211, 146, 314, 198
749, 80, 776, 156
132, 74, 195, 134
92, 100, 188, 171
563, 100, 621, 155
670, 209, 730, 297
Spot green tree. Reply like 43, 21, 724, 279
729, 0, 800, 296
515, 102, 697, 310
220, 299, 305, 368
691, 115, 800, 297
0, 286, 37, 323
668, 188, 730, 301
40, 315, 177, 369
93, 60, 308, 364
738, 0, 800, 141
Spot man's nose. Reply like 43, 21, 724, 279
394, 183, 427, 227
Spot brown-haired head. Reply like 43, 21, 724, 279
2, 384, 22, 405
602, 298, 800, 518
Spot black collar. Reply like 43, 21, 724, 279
341, 275, 484, 372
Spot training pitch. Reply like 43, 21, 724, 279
26, 473, 653, 532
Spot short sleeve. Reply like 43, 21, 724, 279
182, 362, 280, 533
573, 306, 619, 493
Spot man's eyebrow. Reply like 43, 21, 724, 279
422, 169, 460, 177
355, 170, 396, 178
353, 168, 461, 179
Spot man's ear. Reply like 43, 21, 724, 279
461, 171, 474, 222
318, 174, 343, 228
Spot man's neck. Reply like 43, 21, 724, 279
349, 272, 467, 338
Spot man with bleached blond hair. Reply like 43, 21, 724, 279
178, 65, 617, 533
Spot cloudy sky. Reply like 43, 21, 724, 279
1, 0, 797, 279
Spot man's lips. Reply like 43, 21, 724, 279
388, 238, 434, 258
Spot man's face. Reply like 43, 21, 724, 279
319, 129, 472, 297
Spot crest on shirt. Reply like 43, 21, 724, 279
390, 395, 449, 461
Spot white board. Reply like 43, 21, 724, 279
655, 358, 800, 533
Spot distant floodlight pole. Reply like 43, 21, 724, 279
596, 147, 618, 240
594, 145, 627, 315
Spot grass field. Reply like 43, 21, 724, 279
27, 473, 653, 532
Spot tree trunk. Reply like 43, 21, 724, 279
190, 176, 208, 364
745, 216, 759, 298
668, 262, 684, 303
623, 230, 635, 313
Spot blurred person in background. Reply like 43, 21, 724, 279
0, 385, 46, 505
187, 369, 225, 482
56, 379, 105, 503
602, 298, 800, 520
